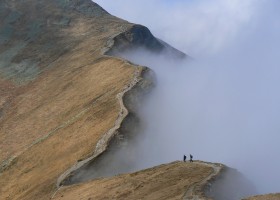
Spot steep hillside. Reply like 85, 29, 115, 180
1, 1, 277, 200
0, 1, 191, 200
2, 1, 270, 200
0, 0, 131, 165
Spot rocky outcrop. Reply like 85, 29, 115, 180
205, 167, 257, 200
106, 25, 164, 53
106, 24, 187, 59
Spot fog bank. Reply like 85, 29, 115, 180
94, 0, 280, 195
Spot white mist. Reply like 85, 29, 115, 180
95, 0, 280, 194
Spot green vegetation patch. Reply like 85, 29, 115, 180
0, 11, 22, 45
5, 10, 22, 24
0, 25, 13, 45
26, 21, 43, 41
0, 42, 40, 84
0, 42, 27, 64
56, 0, 71, 9
56, 0, 108, 17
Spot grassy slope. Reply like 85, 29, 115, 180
53, 161, 216, 200
0, 1, 235, 200
0, 1, 137, 199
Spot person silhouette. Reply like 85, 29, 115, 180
190, 154, 193, 162
183, 155, 187, 162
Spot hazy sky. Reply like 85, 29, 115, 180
95, 0, 269, 57
94, 0, 280, 195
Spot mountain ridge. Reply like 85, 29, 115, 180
0, 1, 276, 199
0, 1, 190, 200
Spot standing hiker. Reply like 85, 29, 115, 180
183, 155, 187, 162
190, 154, 193, 162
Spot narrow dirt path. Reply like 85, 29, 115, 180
183, 161, 224, 200
55, 63, 143, 187
51, 161, 224, 200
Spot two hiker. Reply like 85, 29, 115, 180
183, 154, 193, 162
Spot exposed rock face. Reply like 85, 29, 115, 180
106, 25, 164, 53
206, 167, 257, 200
106, 24, 187, 59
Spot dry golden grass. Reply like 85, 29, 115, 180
0, 0, 133, 164
0, 57, 135, 200
0, 1, 223, 200
0, 61, 136, 198
53, 161, 214, 200
0, 2, 137, 199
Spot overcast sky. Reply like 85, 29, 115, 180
94, 0, 271, 57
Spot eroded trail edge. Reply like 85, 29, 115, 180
56, 62, 146, 187
184, 161, 224, 200
54, 28, 224, 199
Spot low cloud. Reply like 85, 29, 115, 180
94, 0, 280, 195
